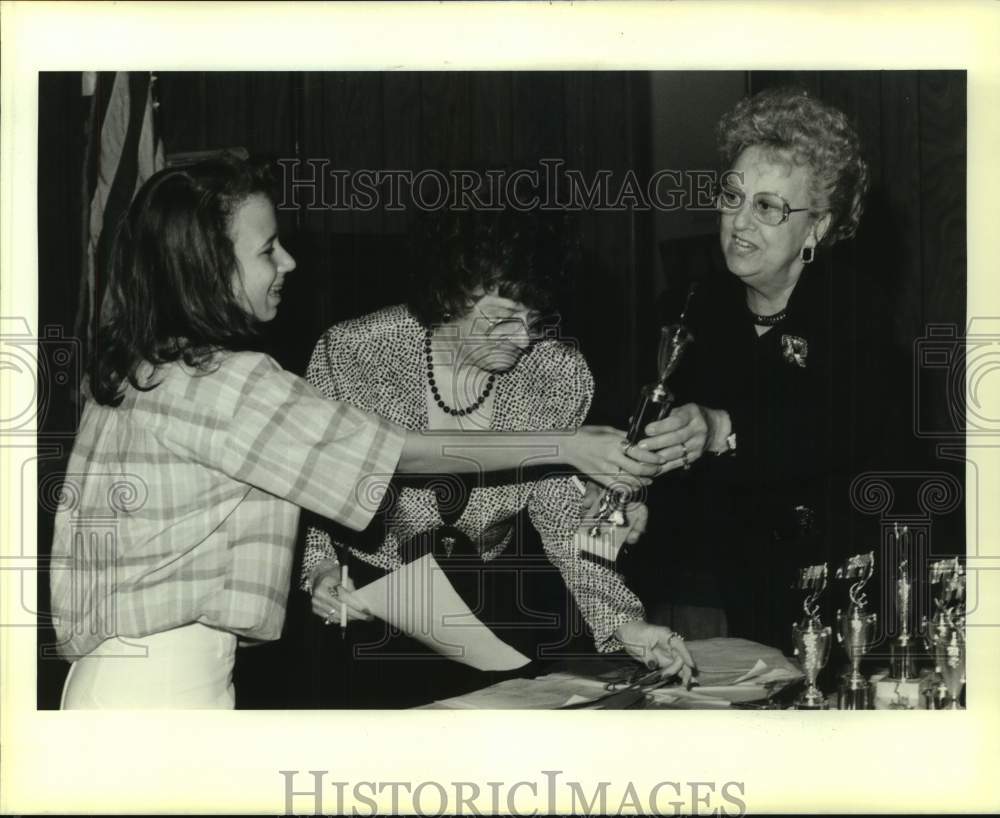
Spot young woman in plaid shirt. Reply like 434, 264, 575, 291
50, 156, 679, 709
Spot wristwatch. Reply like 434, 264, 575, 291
712, 431, 737, 456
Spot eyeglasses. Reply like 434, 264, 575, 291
473, 305, 555, 338
714, 187, 811, 227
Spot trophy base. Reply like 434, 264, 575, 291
889, 640, 918, 681
926, 683, 965, 710
837, 674, 873, 710
873, 678, 925, 710
792, 682, 829, 710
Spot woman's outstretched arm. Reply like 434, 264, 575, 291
397, 425, 667, 490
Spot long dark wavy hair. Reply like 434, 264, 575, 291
89, 154, 275, 406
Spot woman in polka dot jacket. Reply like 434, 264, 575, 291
300, 209, 698, 705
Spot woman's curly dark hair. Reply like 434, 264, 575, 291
717, 86, 870, 245
90, 153, 276, 406
407, 206, 578, 326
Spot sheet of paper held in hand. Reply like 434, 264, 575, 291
350, 553, 531, 672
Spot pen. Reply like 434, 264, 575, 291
340, 564, 349, 638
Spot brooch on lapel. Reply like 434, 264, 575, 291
781, 334, 808, 368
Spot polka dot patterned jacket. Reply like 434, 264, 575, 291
300, 304, 645, 652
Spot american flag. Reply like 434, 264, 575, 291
76, 71, 165, 359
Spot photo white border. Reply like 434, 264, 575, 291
2, 1, 999, 814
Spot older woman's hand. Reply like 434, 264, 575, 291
568, 425, 665, 491
309, 565, 374, 625
615, 620, 697, 686
638, 403, 732, 474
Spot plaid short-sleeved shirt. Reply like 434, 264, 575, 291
50, 350, 405, 659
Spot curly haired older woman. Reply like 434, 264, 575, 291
638, 86, 873, 652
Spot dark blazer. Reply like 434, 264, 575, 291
632, 237, 907, 652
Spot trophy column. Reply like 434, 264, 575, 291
922, 558, 966, 709
589, 322, 693, 535
835, 552, 877, 710
888, 524, 919, 682
791, 563, 832, 709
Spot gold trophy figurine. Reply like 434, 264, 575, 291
889, 525, 918, 681
835, 551, 877, 709
791, 563, 832, 709
589, 296, 695, 536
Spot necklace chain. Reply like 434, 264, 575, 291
424, 327, 496, 417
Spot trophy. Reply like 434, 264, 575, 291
922, 557, 966, 709
791, 563, 832, 709
889, 524, 918, 681
589, 287, 696, 536
835, 551, 877, 709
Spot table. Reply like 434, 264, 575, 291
421, 637, 806, 710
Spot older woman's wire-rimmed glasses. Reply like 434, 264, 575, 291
473, 305, 556, 339
714, 187, 811, 227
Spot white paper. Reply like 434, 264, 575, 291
351, 553, 531, 672
423, 677, 607, 710
732, 658, 769, 684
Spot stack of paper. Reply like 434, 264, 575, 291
425, 676, 610, 710
425, 638, 803, 709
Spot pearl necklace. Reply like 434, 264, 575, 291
424, 327, 496, 417
748, 306, 788, 326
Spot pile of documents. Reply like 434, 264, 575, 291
350, 554, 803, 709
427, 638, 803, 709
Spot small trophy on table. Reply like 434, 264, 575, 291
922, 557, 966, 709
589, 296, 695, 535
791, 563, 832, 709
889, 524, 918, 682
835, 551, 877, 709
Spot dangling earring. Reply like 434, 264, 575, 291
801, 246, 815, 264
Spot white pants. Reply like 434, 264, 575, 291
61, 623, 237, 709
